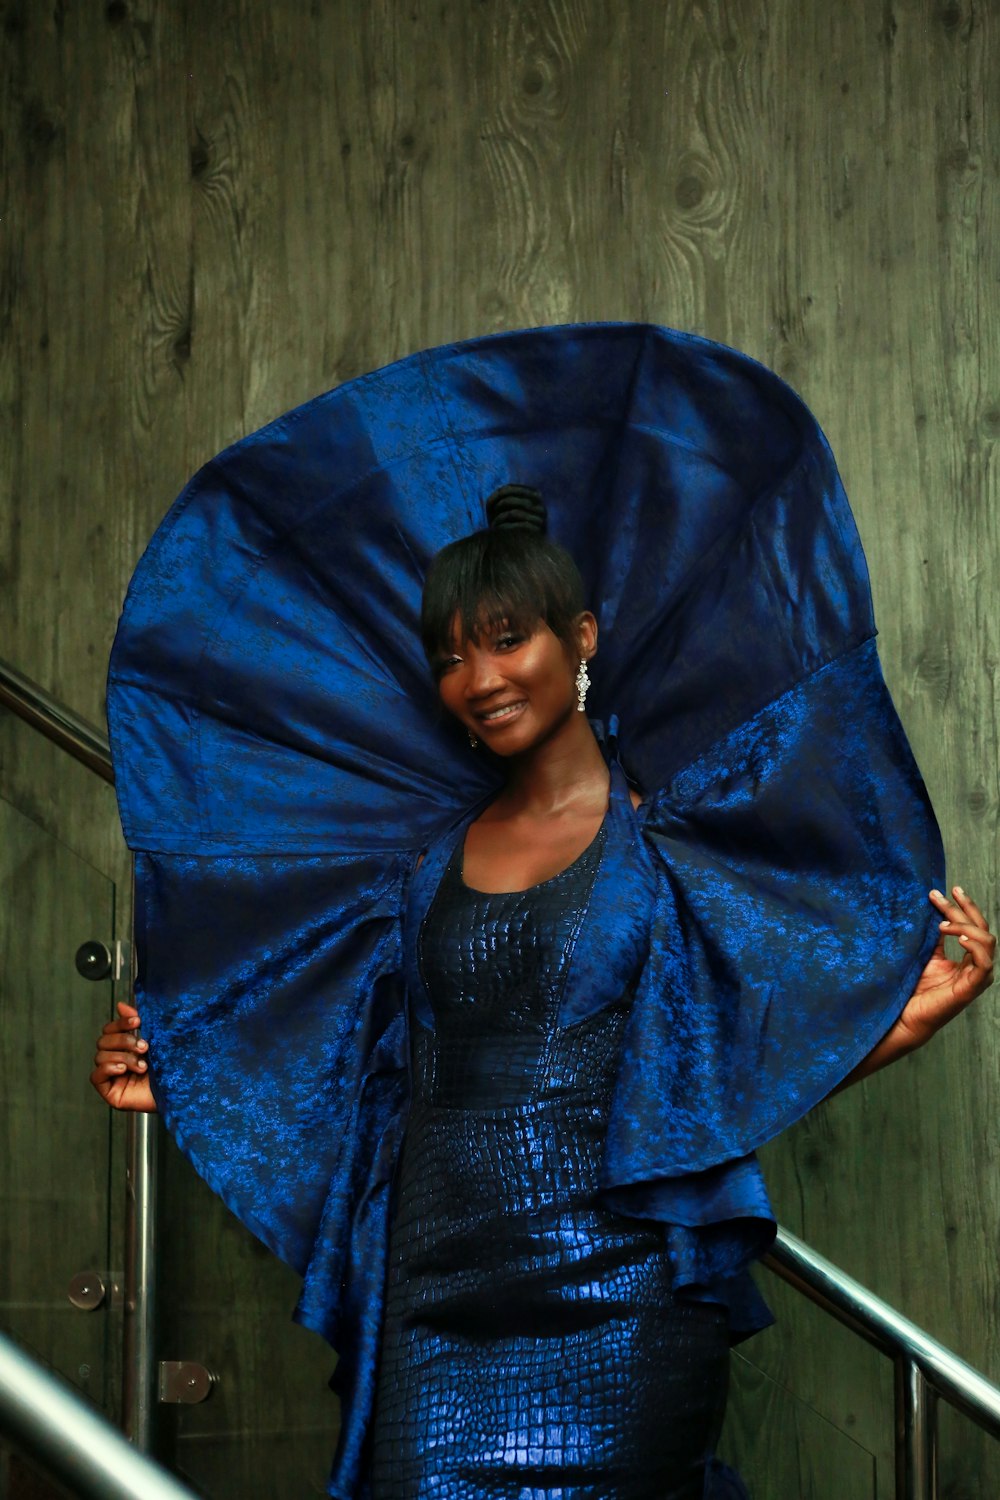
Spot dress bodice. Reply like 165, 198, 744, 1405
414, 821, 627, 1111
372, 810, 734, 1499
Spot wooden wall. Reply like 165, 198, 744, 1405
2, 2, 997, 1495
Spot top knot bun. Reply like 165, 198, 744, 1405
484, 483, 547, 535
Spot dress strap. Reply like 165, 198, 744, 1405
555, 758, 658, 1028
404, 796, 490, 1029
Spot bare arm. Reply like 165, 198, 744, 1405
831, 884, 995, 1096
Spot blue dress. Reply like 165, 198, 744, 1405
105, 323, 946, 1498
372, 821, 730, 1498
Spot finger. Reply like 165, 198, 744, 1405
939, 910, 996, 947
950, 885, 990, 928
94, 1045, 148, 1074
931, 892, 994, 950
955, 932, 995, 972
938, 917, 993, 946
101, 1006, 144, 1037
91, 1061, 128, 1089
95, 1025, 147, 1052
930, 888, 968, 922
89, 1068, 119, 1103
90, 1065, 137, 1109
950, 962, 994, 1006
94, 1032, 130, 1058
100, 1015, 142, 1039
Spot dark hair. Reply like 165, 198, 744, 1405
421, 484, 585, 676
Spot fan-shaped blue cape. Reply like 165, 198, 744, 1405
107, 321, 944, 1499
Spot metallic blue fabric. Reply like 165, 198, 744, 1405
374, 815, 732, 1498
107, 322, 944, 1498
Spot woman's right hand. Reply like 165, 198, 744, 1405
90, 1000, 158, 1113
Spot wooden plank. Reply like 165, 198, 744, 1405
1, 0, 997, 1493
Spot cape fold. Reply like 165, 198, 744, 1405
106, 321, 945, 1499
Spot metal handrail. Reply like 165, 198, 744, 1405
764, 1228, 1000, 1497
0, 654, 113, 781
0, 654, 157, 1453
6, 654, 1000, 1497
0, 1330, 197, 1500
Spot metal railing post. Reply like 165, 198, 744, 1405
896, 1356, 937, 1500
122, 1112, 158, 1449
8, 653, 1000, 1494
763, 1229, 1000, 1439
0, 655, 160, 1452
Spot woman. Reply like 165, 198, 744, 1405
95, 483, 993, 1498
90, 323, 995, 1497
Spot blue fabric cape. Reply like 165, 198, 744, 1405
106, 321, 944, 1498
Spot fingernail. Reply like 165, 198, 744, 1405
955, 886, 965, 895
137, 1060, 146, 1069
930, 889, 943, 899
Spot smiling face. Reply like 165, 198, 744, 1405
434, 610, 597, 756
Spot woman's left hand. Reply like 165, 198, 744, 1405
830, 885, 994, 1096
898, 885, 996, 1048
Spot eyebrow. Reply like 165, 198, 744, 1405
431, 611, 536, 668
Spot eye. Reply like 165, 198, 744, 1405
432, 654, 461, 680
494, 632, 523, 650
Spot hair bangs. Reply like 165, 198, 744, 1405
421, 529, 584, 673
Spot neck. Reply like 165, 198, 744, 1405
497, 712, 610, 817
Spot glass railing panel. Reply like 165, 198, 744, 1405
0, 792, 119, 1420
723, 1349, 879, 1498
155, 1138, 337, 1498
719, 1273, 893, 1495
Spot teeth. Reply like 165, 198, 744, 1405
483, 703, 522, 721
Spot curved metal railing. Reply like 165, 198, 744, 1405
0, 1330, 197, 1500
3, 652, 1000, 1499
0, 655, 113, 781
764, 1229, 1000, 1499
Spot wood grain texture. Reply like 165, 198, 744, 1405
1, 0, 998, 1494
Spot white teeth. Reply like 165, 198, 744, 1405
482, 703, 523, 721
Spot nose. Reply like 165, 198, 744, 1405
463, 644, 504, 700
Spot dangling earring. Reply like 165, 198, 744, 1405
575, 658, 591, 712
468, 729, 478, 748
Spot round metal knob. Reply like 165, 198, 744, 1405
158, 1361, 217, 1404
68, 1272, 106, 1311
75, 941, 112, 981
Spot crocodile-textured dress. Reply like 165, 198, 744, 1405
370, 815, 731, 1500
107, 322, 946, 1500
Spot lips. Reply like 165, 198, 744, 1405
477, 700, 526, 725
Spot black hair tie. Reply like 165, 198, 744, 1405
484, 483, 546, 535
